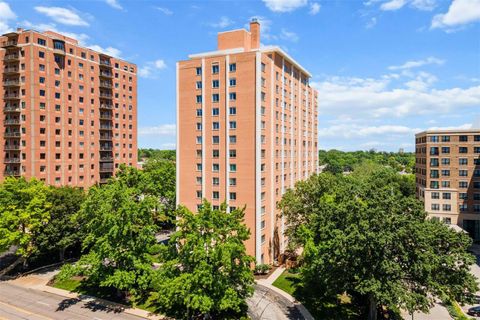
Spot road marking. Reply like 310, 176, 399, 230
36, 301, 50, 306
0, 300, 53, 320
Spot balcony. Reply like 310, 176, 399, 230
100, 113, 112, 120
99, 82, 113, 89
100, 156, 114, 162
99, 92, 113, 99
100, 145, 113, 151
99, 71, 113, 79
99, 178, 110, 184
4, 119, 20, 125
4, 54, 19, 61
4, 132, 21, 138
3, 79, 20, 87
4, 106, 21, 112
3, 93, 20, 99
100, 124, 113, 130
4, 145, 20, 151
3, 67, 19, 75
100, 60, 112, 68
99, 134, 113, 140
100, 104, 113, 110
4, 158, 20, 164
99, 165, 114, 172
1, 41, 18, 48
4, 170, 21, 176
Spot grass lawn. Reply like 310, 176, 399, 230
272, 270, 363, 320
52, 277, 83, 292
272, 270, 300, 296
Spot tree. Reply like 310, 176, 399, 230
33, 186, 85, 262
279, 165, 478, 320
58, 180, 158, 301
0, 177, 51, 272
148, 201, 254, 319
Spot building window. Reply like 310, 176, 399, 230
459, 181, 468, 188
441, 170, 450, 176
459, 147, 468, 153
230, 164, 237, 172
441, 135, 450, 142
212, 136, 220, 144
196, 163, 202, 171
459, 158, 468, 165
196, 67, 202, 75
229, 63, 236, 72
442, 193, 451, 200
459, 170, 468, 177
229, 150, 236, 158
229, 178, 236, 186
212, 65, 219, 74
460, 204, 468, 212
441, 147, 450, 154
229, 135, 237, 143
196, 81, 202, 89
230, 78, 236, 87
212, 122, 220, 130
430, 136, 439, 142
196, 191, 202, 199
212, 149, 219, 158
212, 163, 219, 172
441, 158, 450, 165
459, 135, 468, 142
37, 38, 46, 46
229, 192, 236, 200
212, 94, 220, 102
196, 95, 202, 103
431, 192, 439, 199
196, 123, 202, 130
430, 158, 439, 167
212, 80, 219, 88
229, 92, 236, 101
196, 136, 202, 144
460, 193, 468, 200
196, 109, 202, 116
229, 121, 236, 129
213, 191, 219, 199
212, 108, 219, 116
229, 107, 236, 115
431, 204, 440, 211
213, 177, 219, 185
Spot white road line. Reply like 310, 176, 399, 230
36, 301, 50, 306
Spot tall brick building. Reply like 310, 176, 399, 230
0, 28, 137, 187
177, 21, 319, 264
415, 129, 480, 239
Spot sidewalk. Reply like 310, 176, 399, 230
256, 266, 315, 320
7, 269, 162, 320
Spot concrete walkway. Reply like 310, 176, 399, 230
256, 267, 315, 320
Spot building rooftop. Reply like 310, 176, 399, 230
415, 128, 479, 136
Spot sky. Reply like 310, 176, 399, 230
0, 0, 479, 152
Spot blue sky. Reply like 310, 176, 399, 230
1, 0, 479, 152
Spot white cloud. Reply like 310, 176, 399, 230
262, 0, 308, 12
161, 142, 176, 149
280, 28, 299, 42
312, 74, 480, 119
381, 0, 406, 10
427, 123, 473, 131
22, 21, 90, 44
309, 2, 321, 15
87, 45, 121, 57
105, 0, 123, 10
156, 7, 173, 15
366, 17, 377, 28
0, 1, 16, 34
431, 0, 480, 31
379, 0, 436, 11
139, 124, 176, 136
388, 56, 445, 70
209, 16, 234, 28
319, 124, 421, 138
154, 59, 167, 69
34, 6, 89, 26
138, 59, 167, 78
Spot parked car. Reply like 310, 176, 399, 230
467, 306, 480, 316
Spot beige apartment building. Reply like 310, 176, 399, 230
0, 28, 137, 188
415, 129, 480, 239
177, 20, 319, 264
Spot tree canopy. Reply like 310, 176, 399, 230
279, 164, 478, 320
147, 202, 254, 319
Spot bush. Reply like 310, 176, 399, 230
254, 264, 271, 275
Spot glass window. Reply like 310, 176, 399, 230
230, 78, 236, 87
212, 94, 219, 102
196, 81, 202, 89
459, 135, 468, 142
196, 95, 202, 103
229, 107, 236, 115
212, 65, 219, 74
230, 164, 237, 172
212, 136, 219, 144
196, 67, 202, 75
431, 192, 439, 199
459, 147, 468, 153
212, 80, 219, 88
212, 108, 219, 116
229, 63, 236, 72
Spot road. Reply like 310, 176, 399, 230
0, 282, 146, 320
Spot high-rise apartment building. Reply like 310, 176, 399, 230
177, 21, 319, 264
0, 28, 137, 187
415, 129, 480, 238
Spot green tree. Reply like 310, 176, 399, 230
58, 180, 158, 301
279, 165, 478, 320
148, 201, 254, 319
33, 186, 85, 262
0, 177, 51, 271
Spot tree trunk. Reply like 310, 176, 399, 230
0, 257, 25, 278
59, 248, 65, 261
368, 294, 377, 320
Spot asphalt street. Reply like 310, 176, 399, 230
0, 282, 146, 320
